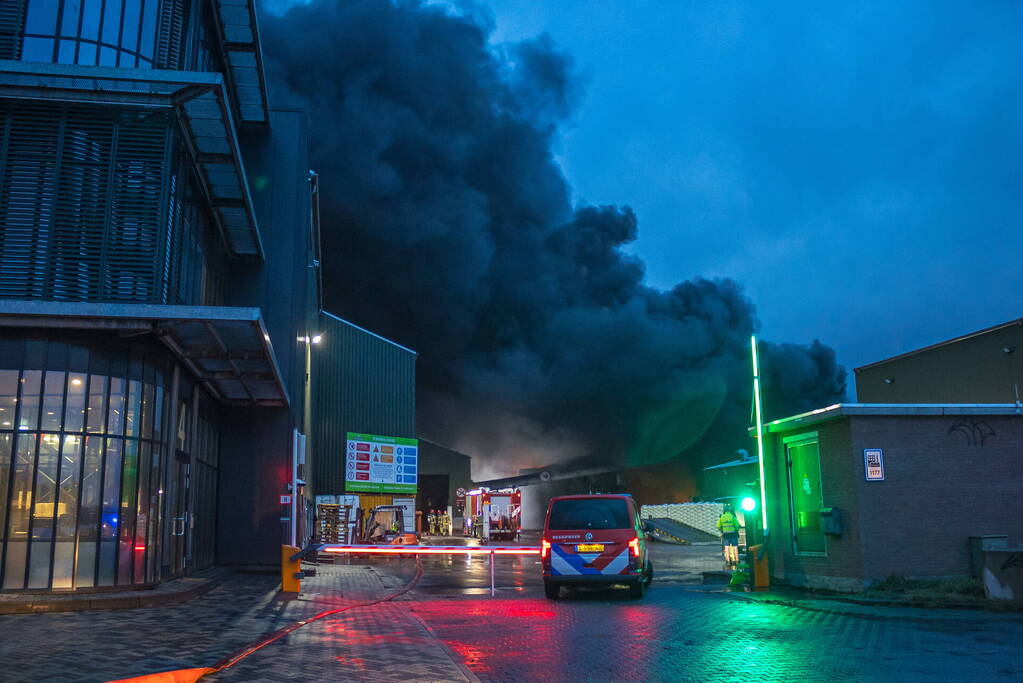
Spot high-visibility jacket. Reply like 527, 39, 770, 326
717, 512, 739, 534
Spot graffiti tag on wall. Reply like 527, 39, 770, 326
946, 418, 995, 446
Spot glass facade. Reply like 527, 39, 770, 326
0, 338, 168, 590
20, 0, 161, 68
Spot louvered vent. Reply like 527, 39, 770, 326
0, 0, 24, 60
107, 111, 169, 303
156, 0, 187, 69
0, 101, 174, 304
164, 145, 224, 306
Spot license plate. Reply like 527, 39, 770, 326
577, 544, 604, 552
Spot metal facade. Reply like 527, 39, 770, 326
312, 312, 416, 495
0, 0, 306, 590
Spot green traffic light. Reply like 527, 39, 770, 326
740, 496, 757, 512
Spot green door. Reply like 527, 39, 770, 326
786, 439, 826, 555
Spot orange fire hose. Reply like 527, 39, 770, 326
107, 558, 424, 683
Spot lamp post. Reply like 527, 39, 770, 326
751, 335, 768, 532
750, 335, 770, 589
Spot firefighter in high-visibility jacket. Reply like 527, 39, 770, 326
717, 504, 742, 566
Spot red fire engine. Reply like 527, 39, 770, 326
463, 488, 521, 541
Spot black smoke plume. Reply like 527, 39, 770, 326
261, 0, 846, 488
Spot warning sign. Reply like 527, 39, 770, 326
346, 432, 418, 494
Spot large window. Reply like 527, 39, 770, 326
0, 341, 169, 590
20, 0, 160, 68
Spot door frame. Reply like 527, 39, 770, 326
782, 431, 827, 557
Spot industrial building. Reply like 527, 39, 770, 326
0, 0, 413, 591
759, 319, 1023, 591
855, 317, 1023, 403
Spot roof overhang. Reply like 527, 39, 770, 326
750, 402, 1023, 435
0, 300, 289, 407
0, 60, 264, 259
211, 0, 270, 126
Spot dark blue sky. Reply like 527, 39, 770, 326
485, 0, 1023, 388
266, 0, 1023, 396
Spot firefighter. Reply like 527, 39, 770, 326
717, 504, 741, 566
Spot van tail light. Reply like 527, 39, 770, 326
628, 537, 641, 557
541, 539, 551, 559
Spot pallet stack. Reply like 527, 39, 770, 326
316, 504, 351, 562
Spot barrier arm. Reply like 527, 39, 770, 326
315, 544, 541, 597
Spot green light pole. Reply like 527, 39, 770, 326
749, 335, 771, 589
751, 335, 768, 532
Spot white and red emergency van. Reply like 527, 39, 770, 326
540, 494, 652, 599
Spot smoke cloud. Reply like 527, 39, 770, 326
261, 0, 846, 484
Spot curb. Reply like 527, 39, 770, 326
695, 587, 1023, 619
0, 569, 227, 615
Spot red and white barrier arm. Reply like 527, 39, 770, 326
318, 544, 540, 555
314, 544, 541, 596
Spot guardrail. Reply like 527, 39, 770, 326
289, 544, 540, 596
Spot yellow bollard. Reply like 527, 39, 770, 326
281, 544, 302, 593
749, 544, 770, 590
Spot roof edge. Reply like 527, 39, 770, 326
754, 402, 1023, 433
855, 318, 1023, 372
320, 310, 417, 356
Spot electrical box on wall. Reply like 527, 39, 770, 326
820, 507, 843, 537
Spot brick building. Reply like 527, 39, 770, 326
759, 319, 1023, 591
761, 404, 1023, 591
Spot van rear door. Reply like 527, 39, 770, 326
546, 498, 635, 577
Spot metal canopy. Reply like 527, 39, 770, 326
0, 300, 289, 407
0, 60, 264, 259
211, 0, 270, 125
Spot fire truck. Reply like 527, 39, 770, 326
463, 488, 521, 541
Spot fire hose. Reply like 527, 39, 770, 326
108, 557, 425, 683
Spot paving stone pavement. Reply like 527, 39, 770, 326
0, 563, 470, 683
0, 571, 283, 682
206, 564, 473, 683
1, 551, 1022, 682
408, 579, 1023, 682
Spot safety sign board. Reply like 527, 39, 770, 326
345, 432, 418, 494
864, 448, 884, 481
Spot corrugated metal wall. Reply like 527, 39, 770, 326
312, 312, 416, 494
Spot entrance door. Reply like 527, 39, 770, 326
170, 459, 189, 575
785, 436, 826, 555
